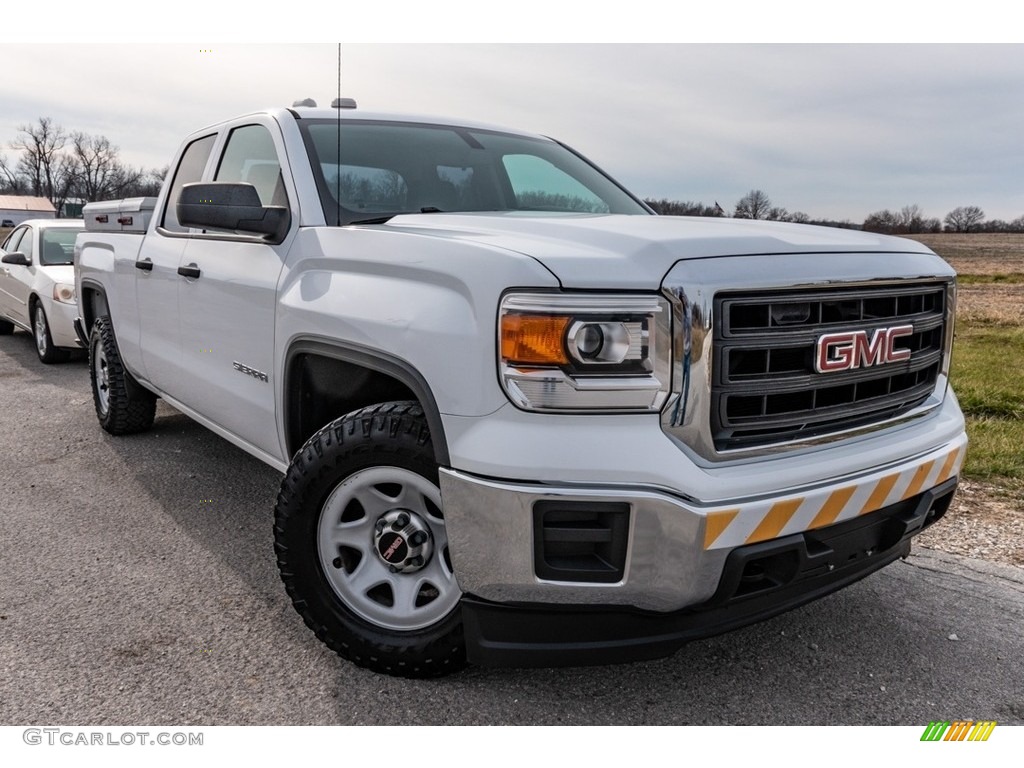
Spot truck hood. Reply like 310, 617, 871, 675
383, 212, 937, 289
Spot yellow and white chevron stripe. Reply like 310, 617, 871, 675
703, 438, 967, 550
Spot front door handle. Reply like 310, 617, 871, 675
134, 259, 153, 271
177, 264, 201, 279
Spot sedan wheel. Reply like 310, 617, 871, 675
32, 303, 68, 364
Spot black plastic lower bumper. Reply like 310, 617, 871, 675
462, 477, 957, 668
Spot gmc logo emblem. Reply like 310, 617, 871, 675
815, 325, 914, 373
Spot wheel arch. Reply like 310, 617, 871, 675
283, 338, 451, 467
78, 279, 110, 336
28, 291, 43, 318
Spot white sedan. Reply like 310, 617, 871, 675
0, 219, 85, 363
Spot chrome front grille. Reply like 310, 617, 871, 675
711, 283, 948, 450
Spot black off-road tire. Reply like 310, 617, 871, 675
32, 301, 71, 364
89, 316, 157, 435
274, 401, 467, 678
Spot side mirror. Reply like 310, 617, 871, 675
1, 252, 30, 266
177, 182, 290, 243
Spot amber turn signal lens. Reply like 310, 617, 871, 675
500, 314, 570, 365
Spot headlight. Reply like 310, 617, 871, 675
498, 293, 671, 412
52, 283, 76, 305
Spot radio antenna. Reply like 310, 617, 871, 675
336, 42, 342, 226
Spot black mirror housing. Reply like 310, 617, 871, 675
177, 182, 289, 243
1, 252, 30, 266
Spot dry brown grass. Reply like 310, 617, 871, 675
902, 233, 1024, 276
956, 284, 1024, 326
898, 234, 1024, 326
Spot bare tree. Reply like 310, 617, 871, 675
944, 206, 985, 233
0, 154, 22, 193
128, 165, 169, 198
48, 153, 80, 217
10, 117, 77, 210
4, 122, 188, 211
863, 209, 901, 234
111, 165, 146, 198
71, 132, 124, 202
899, 204, 926, 233
644, 199, 724, 217
734, 189, 772, 220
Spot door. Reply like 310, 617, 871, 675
174, 120, 293, 458
0, 226, 34, 325
135, 133, 217, 387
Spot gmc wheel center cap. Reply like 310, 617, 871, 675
377, 532, 409, 563
373, 509, 433, 573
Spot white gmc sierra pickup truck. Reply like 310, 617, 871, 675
75, 101, 967, 678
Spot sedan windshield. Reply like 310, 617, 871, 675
40, 229, 78, 266
298, 119, 650, 225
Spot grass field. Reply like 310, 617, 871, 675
904, 233, 1024, 498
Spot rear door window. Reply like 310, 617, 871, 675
161, 134, 216, 233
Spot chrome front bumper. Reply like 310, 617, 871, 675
439, 430, 966, 613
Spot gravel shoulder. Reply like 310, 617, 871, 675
918, 480, 1024, 568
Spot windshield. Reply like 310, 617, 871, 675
40, 228, 79, 266
298, 119, 650, 225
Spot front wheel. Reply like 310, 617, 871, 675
33, 303, 70, 364
274, 401, 466, 678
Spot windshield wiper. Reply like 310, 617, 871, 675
347, 215, 396, 226
347, 207, 448, 226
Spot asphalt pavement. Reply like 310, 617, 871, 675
1, 328, 1022, 725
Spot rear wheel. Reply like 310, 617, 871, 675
0, 317, 12, 335
274, 401, 466, 678
89, 316, 156, 434
32, 302, 70, 364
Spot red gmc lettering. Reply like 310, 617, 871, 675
815, 325, 913, 373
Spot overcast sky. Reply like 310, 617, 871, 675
3, 41, 1022, 223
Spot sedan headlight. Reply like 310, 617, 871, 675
498, 293, 671, 412
52, 283, 76, 305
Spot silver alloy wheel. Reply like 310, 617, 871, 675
93, 343, 110, 415
34, 306, 48, 357
317, 466, 460, 631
